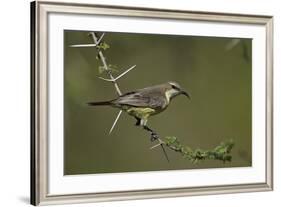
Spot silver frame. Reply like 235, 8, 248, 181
31, 1, 274, 205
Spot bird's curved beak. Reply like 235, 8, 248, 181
181, 90, 191, 100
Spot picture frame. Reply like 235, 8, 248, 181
31, 1, 273, 205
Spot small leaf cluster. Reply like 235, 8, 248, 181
95, 41, 110, 61
97, 42, 110, 50
164, 136, 234, 163
94, 39, 119, 75
108, 64, 119, 73
98, 64, 119, 74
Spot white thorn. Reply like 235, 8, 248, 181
97, 33, 105, 44
114, 65, 136, 81
69, 43, 97, 48
109, 110, 123, 134
150, 139, 165, 150
150, 143, 162, 150
98, 65, 136, 82
98, 77, 115, 82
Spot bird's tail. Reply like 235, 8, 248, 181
87, 101, 112, 106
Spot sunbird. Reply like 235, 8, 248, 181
88, 81, 190, 139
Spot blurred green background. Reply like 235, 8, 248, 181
64, 30, 252, 175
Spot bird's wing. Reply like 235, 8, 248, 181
113, 90, 165, 109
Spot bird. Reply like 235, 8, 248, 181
87, 81, 190, 140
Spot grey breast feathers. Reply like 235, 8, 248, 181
112, 88, 167, 109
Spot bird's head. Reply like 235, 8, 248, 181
165, 81, 191, 101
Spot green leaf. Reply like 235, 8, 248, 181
165, 136, 177, 145
98, 42, 110, 50
108, 64, 119, 73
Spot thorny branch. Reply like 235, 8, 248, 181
89, 32, 122, 96
70, 32, 235, 163
152, 136, 234, 163
88, 32, 139, 134
89, 32, 124, 134
70, 32, 137, 133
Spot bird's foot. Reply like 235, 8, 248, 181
150, 132, 159, 142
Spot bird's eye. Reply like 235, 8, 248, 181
171, 85, 177, 89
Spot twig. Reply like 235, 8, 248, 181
88, 32, 137, 134
150, 138, 169, 162
71, 32, 136, 134
89, 32, 125, 133
98, 65, 136, 82
151, 136, 234, 163
89, 32, 122, 96
88, 32, 138, 134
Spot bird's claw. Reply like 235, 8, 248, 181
151, 133, 159, 142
